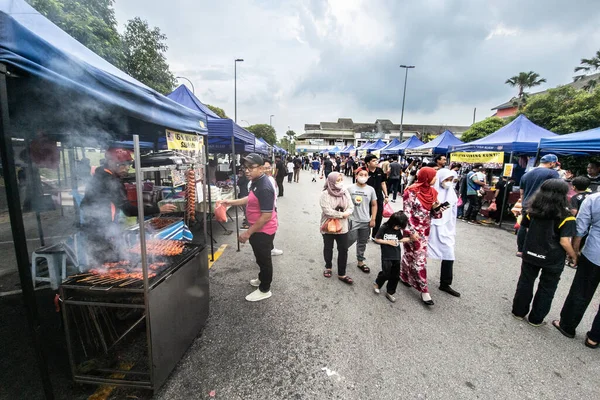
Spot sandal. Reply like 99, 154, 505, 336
585, 335, 599, 349
338, 275, 353, 285
357, 264, 370, 273
552, 320, 575, 339
323, 269, 332, 278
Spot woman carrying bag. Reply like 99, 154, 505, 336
320, 172, 354, 284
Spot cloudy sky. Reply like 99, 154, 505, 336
114, 0, 600, 138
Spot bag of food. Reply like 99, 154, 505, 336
487, 201, 497, 212
382, 202, 394, 218
321, 218, 342, 233
214, 201, 227, 223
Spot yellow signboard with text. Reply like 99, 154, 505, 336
450, 152, 504, 165
166, 130, 203, 152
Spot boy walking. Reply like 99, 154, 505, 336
347, 167, 377, 273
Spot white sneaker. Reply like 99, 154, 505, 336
271, 248, 283, 256
250, 278, 260, 287
385, 292, 396, 303
245, 288, 272, 302
373, 283, 380, 294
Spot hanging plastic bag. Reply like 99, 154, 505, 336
488, 201, 497, 212
382, 202, 394, 218
321, 218, 342, 233
457, 197, 463, 207
214, 201, 227, 223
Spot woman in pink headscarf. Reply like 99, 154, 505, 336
320, 172, 354, 284
401, 167, 444, 305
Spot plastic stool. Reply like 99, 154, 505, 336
31, 244, 67, 290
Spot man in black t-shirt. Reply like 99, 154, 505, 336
322, 156, 334, 178
293, 156, 302, 183
569, 176, 591, 216
274, 156, 286, 197
365, 154, 389, 238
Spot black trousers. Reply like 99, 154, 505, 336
441, 260, 454, 286
249, 232, 275, 292
371, 199, 384, 238
559, 255, 600, 341
375, 259, 400, 294
389, 179, 400, 201
512, 260, 563, 324
322, 233, 348, 276
466, 195, 481, 221
276, 176, 284, 196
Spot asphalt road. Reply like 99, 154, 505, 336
141, 170, 600, 400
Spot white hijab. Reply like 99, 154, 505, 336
431, 168, 458, 226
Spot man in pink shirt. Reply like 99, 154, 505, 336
223, 153, 278, 302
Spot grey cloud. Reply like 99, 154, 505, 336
293, 0, 600, 116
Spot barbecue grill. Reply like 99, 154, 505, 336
59, 137, 210, 391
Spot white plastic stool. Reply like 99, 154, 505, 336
31, 244, 67, 290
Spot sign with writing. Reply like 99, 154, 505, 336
450, 151, 504, 169
166, 130, 203, 152
502, 163, 514, 177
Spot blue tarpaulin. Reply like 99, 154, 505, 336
0, 0, 208, 139
451, 115, 557, 154
538, 127, 600, 154
382, 136, 425, 155
167, 85, 255, 154
340, 145, 355, 155
363, 139, 387, 151
356, 141, 373, 151
255, 137, 270, 155
409, 130, 463, 155
379, 138, 401, 154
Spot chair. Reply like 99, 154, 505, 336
31, 243, 67, 290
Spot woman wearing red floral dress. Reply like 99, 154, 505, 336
401, 167, 444, 306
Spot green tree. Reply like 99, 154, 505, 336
278, 137, 295, 154
26, 0, 124, 68
505, 71, 547, 108
460, 117, 507, 142
574, 49, 600, 90
523, 85, 600, 134
206, 104, 228, 119
247, 124, 277, 145
121, 17, 176, 94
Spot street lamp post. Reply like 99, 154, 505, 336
270, 114, 274, 127
399, 65, 415, 143
176, 76, 195, 94
233, 58, 243, 251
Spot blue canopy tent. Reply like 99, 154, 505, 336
382, 136, 425, 155
319, 148, 330, 154
167, 85, 255, 154
273, 145, 286, 155
538, 127, 600, 154
363, 139, 387, 152
356, 141, 373, 151
255, 137, 271, 156
339, 144, 355, 156
0, 1, 210, 397
379, 138, 401, 154
451, 115, 557, 154
407, 130, 463, 155
327, 146, 341, 154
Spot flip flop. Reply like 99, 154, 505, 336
357, 264, 370, 273
338, 276, 353, 285
323, 269, 332, 278
585, 336, 599, 349
552, 320, 575, 339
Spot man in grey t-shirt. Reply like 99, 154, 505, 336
347, 167, 378, 273
388, 156, 402, 202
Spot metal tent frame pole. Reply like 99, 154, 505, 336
0, 65, 54, 399
498, 151, 514, 229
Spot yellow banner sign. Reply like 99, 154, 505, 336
450, 152, 504, 164
166, 130, 203, 151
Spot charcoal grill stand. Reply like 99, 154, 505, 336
60, 135, 209, 390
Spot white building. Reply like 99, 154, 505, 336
295, 118, 470, 153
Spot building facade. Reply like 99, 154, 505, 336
296, 118, 469, 153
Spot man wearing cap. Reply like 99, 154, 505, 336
516, 154, 560, 256
222, 153, 278, 302
80, 148, 176, 263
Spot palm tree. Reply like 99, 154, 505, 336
505, 71, 547, 108
285, 129, 296, 154
574, 49, 600, 90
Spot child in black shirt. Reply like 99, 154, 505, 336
373, 211, 416, 302
512, 179, 577, 326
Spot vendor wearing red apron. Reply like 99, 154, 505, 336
80, 148, 176, 264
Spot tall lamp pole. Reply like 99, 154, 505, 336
270, 114, 274, 127
399, 65, 415, 143
233, 58, 244, 251
176, 76, 195, 94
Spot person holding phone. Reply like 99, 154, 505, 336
428, 169, 461, 297
400, 167, 445, 306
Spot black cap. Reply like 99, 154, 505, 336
242, 153, 265, 166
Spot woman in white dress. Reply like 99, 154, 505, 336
428, 168, 461, 297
